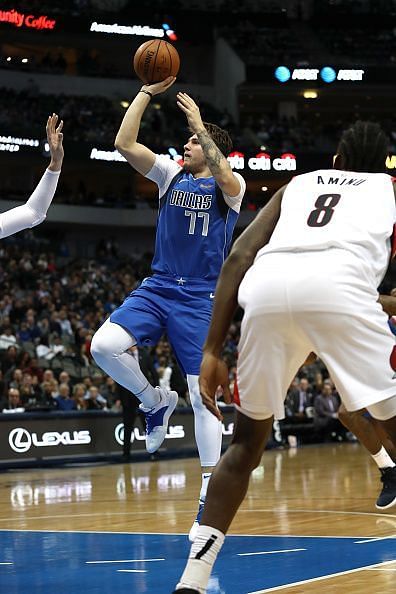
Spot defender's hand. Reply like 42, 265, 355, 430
46, 113, 64, 170
199, 353, 231, 420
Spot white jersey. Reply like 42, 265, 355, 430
257, 169, 396, 288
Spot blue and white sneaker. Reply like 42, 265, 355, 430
139, 387, 178, 454
188, 497, 205, 542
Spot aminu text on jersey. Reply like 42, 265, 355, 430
257, 169, 395, 289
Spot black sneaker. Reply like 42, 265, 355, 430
376, 467, 396, 510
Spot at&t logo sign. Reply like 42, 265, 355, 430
8, 427, 91, 453
275, 65, 365, 83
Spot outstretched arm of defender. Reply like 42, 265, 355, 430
0, 114, 63, 239
176, 92, 240, 197
115, 76, 176, 175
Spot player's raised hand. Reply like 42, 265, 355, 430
199, 352, 231, 420
142, 76, 176, 96
176, 92, 205, 134
46, 113, 64, 170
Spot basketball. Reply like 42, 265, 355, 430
133, 39, 180, 84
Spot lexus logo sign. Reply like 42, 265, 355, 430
8, 427, 91, 453
9, 428, 31, 453
114, 423, 185, 445
115, 423, 130, 445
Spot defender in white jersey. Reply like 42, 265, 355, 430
173, 121, 396, 594
0, 114, 63, 239
90, 77, 245, 541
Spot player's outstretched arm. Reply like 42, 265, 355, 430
176, 92, 240, 197
0, 114, 64, 240
115, 76, 176, 175
199, 186, 286, 417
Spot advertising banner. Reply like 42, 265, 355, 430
0, 408, 236, 467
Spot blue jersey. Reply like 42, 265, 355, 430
111, 157, 245, 373
148, 157, 245, 281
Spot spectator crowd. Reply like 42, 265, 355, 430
0, 227, 373, 449
1, 0, 394, 449
0, 232, 189, 416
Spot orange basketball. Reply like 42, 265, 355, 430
133, 39, 180, 84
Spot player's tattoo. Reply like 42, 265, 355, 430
196, 130, 225, 174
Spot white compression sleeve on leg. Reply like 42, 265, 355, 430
91, 318, 160, 408
187, 374, 222, 467
0, 169, 60, 239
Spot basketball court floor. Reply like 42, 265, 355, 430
1, 443, 396, 593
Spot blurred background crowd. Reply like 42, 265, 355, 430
1, 227, 393, 449
0, 0, 395, 451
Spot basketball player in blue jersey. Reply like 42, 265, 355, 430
0, 114, 64, 239
90, 76, 246, 539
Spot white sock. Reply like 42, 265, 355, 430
200, 472, 211, 501
371, 446, 396, 469
176, 525, 225, 593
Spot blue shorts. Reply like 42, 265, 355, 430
110, 274, 215, 375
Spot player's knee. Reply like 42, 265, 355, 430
228, 413, 272, 471
226, 441, 263, 473
90, 330, 111, 364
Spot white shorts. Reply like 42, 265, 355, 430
235, 250, 396, 421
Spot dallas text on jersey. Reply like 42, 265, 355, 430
169, 189, 212, 210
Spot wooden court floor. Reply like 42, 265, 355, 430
1, 442, 396, 593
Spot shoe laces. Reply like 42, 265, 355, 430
380, 467, 396, 486
144, 409, 157, 434
143, 404, 166, 434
